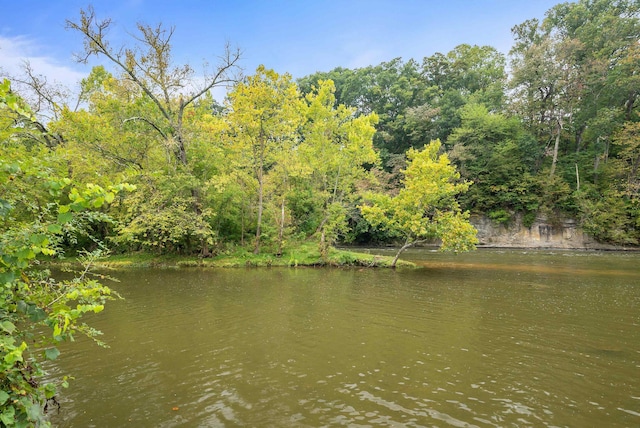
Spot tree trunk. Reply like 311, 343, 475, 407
316, 214, 330, 260
549, 119, 562, 178
254, 173, 263, 255
392, 237, 413, 268
277, 196, 285, 256
240, 203, 245, 246
575, 125, 585, 154
320, 228, 327, 260
253, 133, 266, 255
200, 240, 211, 258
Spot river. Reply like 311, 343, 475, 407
48, 249, 640, 427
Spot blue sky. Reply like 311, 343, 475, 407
1, 0, 566, 90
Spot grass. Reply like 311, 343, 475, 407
82, 241, 415, 270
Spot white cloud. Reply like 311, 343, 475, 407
0, 35, 86, 90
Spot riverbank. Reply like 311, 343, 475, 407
80, 243, 415, 269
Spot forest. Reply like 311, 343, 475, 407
1, 0, 639, 424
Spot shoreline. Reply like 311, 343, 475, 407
63, 246, 416, 270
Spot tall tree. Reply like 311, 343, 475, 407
407, 44, 507, 148
225, 67, 304, 254
448, 103, 542, 220
66, 6, 241, 167
63, 7, 242, 255
299, 59, 428, 155
301, 80, 379, 256
510, 0, 640, 180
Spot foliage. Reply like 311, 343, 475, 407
361, 140, 477, 266
448, 103, 542, 215
3, 0, 639, 304
300, 80, 380, 257
299, 58, 429, 155
112, 172, 215, 254
224, 66, 305, 254
66, 6, 241, 167
222, 72, 379, 257
1, 79, 135, 426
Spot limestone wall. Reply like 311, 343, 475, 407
470, 214, 618, 249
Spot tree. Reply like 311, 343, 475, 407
506, 0, 640, 237
413, 44, 507, 146
577, 118, 640, 245
301, 80, 379, 257
361, 140, 477, 267
448, 103, 542, 221
225, 66, 304, 254
2, 62, 69, 150
299, 59, 429, 156
66, 6, 241, 167
62, 8, 242, 256
55, 66, 159, 177
510, 0, 640, 179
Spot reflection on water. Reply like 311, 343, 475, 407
48, 249, 640, 427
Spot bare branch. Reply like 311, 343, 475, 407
184, 43, 242, 107
9, 61, 70, 121
123, 116, 168, 140
81, 138, 144, 171
66, 7, 172, 122
66, 7, 242, 166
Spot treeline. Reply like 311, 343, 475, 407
300, 0, 640, 245
3, 0, 640, 262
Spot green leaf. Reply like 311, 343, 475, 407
59, 204, 70, 214
0, 390, 9, 405
57, 211, 73, 224
4, 344, 25, 364
15, 248, 35, 260
27, 305, 47, 322
70, 202, 85, 212
104, 192, 115, 204
0, 199, 12, 217
44, 347, 61, 361
25, 397, 43, 421
47, 224, 63, 234
93, 196, 105, 208
0, 271, 16, 285
0, 404, 15, 425
29, 234, 48, 246
0, 320, 16, 334
41, 248, 56, 256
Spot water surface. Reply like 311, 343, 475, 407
49, 249, 640, 427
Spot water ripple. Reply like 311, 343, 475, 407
47, 257, 640, 427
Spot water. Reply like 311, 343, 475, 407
48, 249, 640, 427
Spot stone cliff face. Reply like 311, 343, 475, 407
470, 215, 621, 250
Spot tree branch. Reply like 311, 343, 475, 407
183, 43, 242, 108
66, 7, 172, 122
123, 116, 168, 140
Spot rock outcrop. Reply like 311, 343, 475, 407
471, 214, 623, 250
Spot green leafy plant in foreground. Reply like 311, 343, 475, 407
1, 78, 135, 426
0, 178, 134, 426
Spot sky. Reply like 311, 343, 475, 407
1, 0, 567, 93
